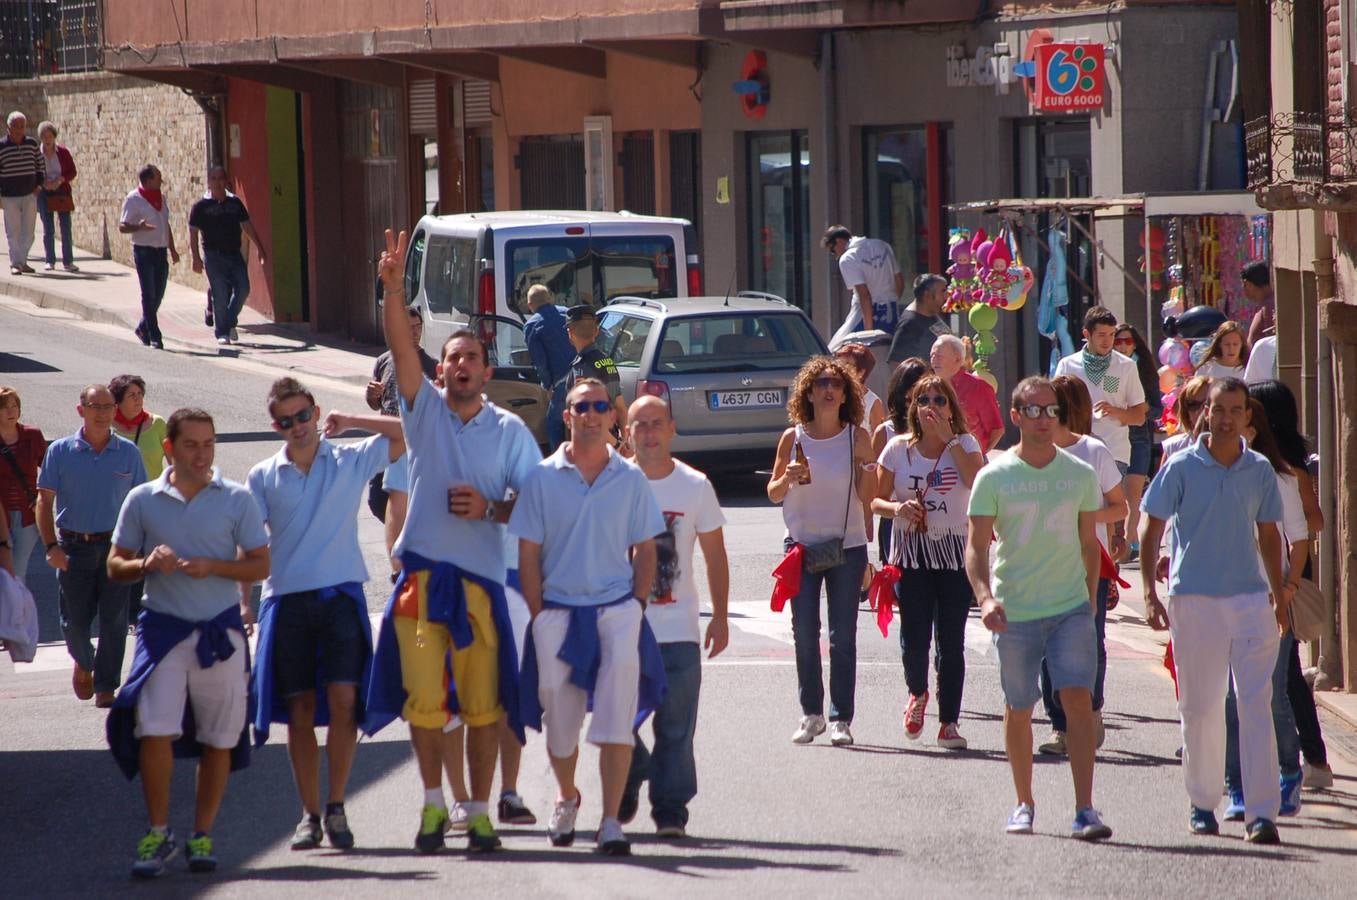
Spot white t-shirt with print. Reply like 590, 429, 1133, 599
1053, 350, 1146, 465
1196, 360, 1246, 381
877, 432, 981, 570
644, 461, 726, 644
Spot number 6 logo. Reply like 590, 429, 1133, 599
1045, 46, 1101, 97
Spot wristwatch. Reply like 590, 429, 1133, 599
481, 499, 498, 522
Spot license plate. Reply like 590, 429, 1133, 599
708, 389, 784, 410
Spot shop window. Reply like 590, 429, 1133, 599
519, 135, 585, 209
747, 130, 811, 310
863, 124, 954, 284
620, 132, 656, 215
670, 131, 702, 244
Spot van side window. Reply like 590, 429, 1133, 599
404, 231, 426, 300
424, 236, 477, 317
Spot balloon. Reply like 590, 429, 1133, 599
1157, 338, 1177, 367
974, 240, 995, 271
974, 332, 997, 356
1189, 339, 1211, 368
968, 303, 998, 332
974, 368, 998, 393
1169, 343, 1192, 375
1158, 365, 1179, 394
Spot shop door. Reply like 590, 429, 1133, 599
747, 131, 811, 310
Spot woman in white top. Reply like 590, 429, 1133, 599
1193, 320, 1249, 380
1221, 399, 1309, 815
872, 375, 984, 749
1038, 376, 1129, 754
872, 358, 930, 566
768, 356, 877, 747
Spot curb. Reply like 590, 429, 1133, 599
1316, 692, 1357, 734
2, 279, 376, 387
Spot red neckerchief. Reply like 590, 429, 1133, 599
138, 186, 163, 211
114, 409, 150, 432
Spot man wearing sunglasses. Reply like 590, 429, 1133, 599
511, 378, 666, 856
36, 384, 148, 707
966, 376, 1110, 841
244, 377, 405, 852
364, 229, 543, 855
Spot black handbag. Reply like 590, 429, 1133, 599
802, 426, 853, 574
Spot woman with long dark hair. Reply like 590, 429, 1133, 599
1113, 324, 1161, 561
872, 358, 929, 564
873, 374, 985, 749
1250, 379, 1332, 789
768, 356, 877, 747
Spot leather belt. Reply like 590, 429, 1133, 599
59, 529, 114, 543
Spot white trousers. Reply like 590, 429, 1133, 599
2, 193, 37, 268
1168, 592, 1280, 822
534, 601, 641, 758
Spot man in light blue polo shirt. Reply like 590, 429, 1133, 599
1141, 377, 1289, 844
511, 377, 664, 857
107, 408, 270, 878
245, 377, 404, 852
364, 228, 542, 854
35, 384, 147, 706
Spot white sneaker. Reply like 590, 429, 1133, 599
43, 262, 55, 271
548, 793, 580, 847
791, 714, 826, 744
216, 337, 230, 347
229, 327, 240, 342
596, 817, 631, 856
1038, 731, 1067, 755
828, 721, 854, 747
1303, 761, 1335, 790
443, 801, 469, 833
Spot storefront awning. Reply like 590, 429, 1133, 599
947, 196, 1145, 218
718, 0, 982, 30
1142, 192, 1268, 218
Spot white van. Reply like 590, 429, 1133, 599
393, 210, 701, 443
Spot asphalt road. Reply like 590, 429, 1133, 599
3, 297, 1357, 898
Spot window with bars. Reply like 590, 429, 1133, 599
1, 0, 100, 79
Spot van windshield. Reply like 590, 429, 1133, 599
506, 236, 677, 315
653, 312, 824, 374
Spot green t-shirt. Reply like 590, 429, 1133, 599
966, 447, 1101, 622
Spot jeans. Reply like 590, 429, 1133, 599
205, 249, 250, 339
37, 192, 73, 266
2, 192, 37, 268
132, 245, 169, 343
626, 641, 701, 827
5, 508, 38, 586
545, 383, 567, 450
1041, 578, 1109, 731
896, 566, 972, 724
1287, 638, 1327, 766
55, 539, 130, 693
789, 542, 866, 723
1226, 630, 1301, 789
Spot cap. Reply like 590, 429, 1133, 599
565, 305, 597, 324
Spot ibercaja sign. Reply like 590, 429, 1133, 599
1033, 43, 1105, 111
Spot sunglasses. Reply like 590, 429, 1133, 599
1113, 337, 1135, 346
1017, 404, 1061, 419
572, 400, 612, 415
813, 377, 845, 391
915, 394, 948, 407
274, 406, 316, 430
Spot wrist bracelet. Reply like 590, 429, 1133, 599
45, 540, 59, 552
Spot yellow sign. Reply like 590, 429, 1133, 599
716, 176, 730, 205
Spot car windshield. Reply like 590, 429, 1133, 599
506, 236, 678, 315
654, 312, 823, 373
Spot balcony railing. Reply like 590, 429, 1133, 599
1246, 111, 1357, 189
0, 0, 100, 80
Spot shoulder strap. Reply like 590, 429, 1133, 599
842, 425, 854, 537
0, 443, 36, 504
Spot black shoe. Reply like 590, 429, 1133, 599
150, 341, 164, 350
205, 303, 214, 327
1189, 807, 1219, 835
324, 808, 355, 850
1245, 818, 1281, 845
134, 323, 150, 346
497, 791, 537, 826
291, 815, 322, 850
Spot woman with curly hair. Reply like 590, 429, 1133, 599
872, 374, 984, 749
1194, 320, 1250, 380
768, 356, 877, 747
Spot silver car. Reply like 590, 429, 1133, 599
596, 294, 828, 472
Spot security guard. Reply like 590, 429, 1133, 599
565, 306, 627, 427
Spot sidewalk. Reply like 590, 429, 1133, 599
0, 247, 380, 385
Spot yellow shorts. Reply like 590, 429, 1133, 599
392, 570, 502, 729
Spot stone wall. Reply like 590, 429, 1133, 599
4, 72, 208, 290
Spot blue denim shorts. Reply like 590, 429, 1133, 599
994, 602, 1097, 710
1127, 437, 1151, 478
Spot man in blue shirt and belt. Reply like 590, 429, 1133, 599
108, 408, 270, 878
1140, 377, 1290, 844
245, 377, 404, 852
523, 284, 576, 450
511, 377, 665, 857
36, 384, 147, 706
364, 229, 542, 855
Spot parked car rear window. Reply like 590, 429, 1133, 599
507, 236, 677, 315
597, 312, 654, 368
423, 236, 478, 316
654, 313, 823, 373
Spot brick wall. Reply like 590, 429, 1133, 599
5, 72, 208, 290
